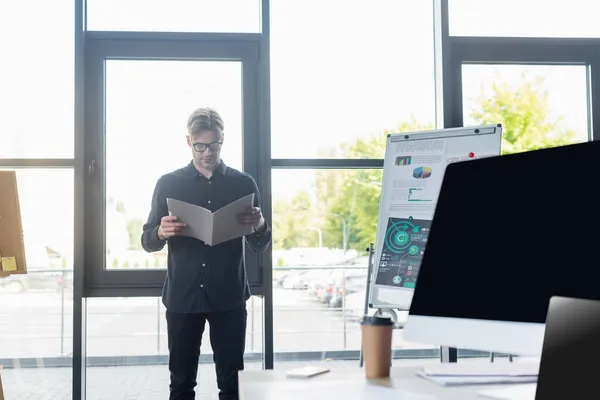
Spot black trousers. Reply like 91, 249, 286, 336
166, 305, 247, 400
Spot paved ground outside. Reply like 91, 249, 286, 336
0, 288, 432, 360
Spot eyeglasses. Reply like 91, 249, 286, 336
192, 141, 223, 153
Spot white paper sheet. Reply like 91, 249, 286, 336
166, 194, 255, 246
417, 372, 536, 387
421, 362, 539, 377
286, 366, 330, 378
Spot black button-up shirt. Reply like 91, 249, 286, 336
141, 161, 271, 313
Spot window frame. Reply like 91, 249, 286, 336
83, 33, 266, 297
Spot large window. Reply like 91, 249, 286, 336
84, 39, 263, 293
0, 0, 74, 159
268, 0, 439, 363
445, 1, 597, 361
269, 0, 436, 159
0, 0, 75, 398
81, 13, 268, 398
449, 0, 600, 38
104, 60, 243, 270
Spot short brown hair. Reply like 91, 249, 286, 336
187, 107, 224, 136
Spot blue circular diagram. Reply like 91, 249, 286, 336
392, 276, 402, 284
384, 219, 419, 254
394, 231, 410, 245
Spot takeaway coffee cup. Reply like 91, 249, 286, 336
360, 315, 394, 379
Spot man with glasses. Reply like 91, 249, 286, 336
141, 107, 271, 400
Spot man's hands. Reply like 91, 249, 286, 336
157, 216, 186, 240
238, 207, 266, 232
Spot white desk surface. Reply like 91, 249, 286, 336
239, 366, 532, 400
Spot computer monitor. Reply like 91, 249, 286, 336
403, 141, 600, 356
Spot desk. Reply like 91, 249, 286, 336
239, 366, 529, 400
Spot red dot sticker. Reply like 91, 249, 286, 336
468, 152, 475, 158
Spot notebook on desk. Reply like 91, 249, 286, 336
480, 296, 600, 400
417, 362, 539, 387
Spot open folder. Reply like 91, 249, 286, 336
166, 194, 255, 246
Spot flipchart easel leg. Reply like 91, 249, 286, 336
0, 368, 4, 400
359, 243, 375, 367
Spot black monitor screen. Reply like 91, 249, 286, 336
408, 141, 600, 324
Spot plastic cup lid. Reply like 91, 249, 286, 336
360, 315, 393, 326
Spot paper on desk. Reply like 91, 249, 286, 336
417, 371, 536, 387
167, 194, 255, 246
421, 362, 539, 377
478, 384, 537, 400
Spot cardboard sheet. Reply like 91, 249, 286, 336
0, 171, 27, 275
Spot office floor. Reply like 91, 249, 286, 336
3, 359, 458, 400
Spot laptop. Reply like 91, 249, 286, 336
480, 296, 600, 400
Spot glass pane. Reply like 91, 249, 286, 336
0, 0, 74, 158
87, 0, 260, 33
270, 0, 436, 159
463, 65, 589, 154
0, 169, 73, 398
450, 0, 600, 37
272, 169, 437, 363
105, 60, 243, 270
86, 296, 262, 398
